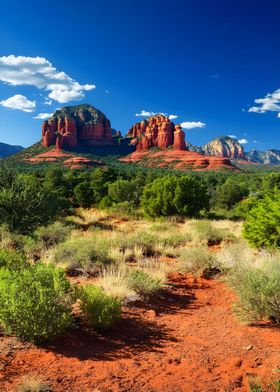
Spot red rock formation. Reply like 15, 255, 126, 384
173, 125, 186, 150
42, 105, 113, 149
127, 114, 186, 151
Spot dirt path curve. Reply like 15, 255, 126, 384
0, 273, 279, 392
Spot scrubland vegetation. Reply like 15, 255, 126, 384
0, 163, 279, 390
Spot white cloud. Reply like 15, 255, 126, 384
0, 94, 36, 112
0, 55, 96, 103
249, 88, 280, 116
33, 112, 53, 120
135, 110, 156, 117
181, 121, 206, 129
278, 113, 280, 118
238, 138, 248, 144
169, 114, 178, 120
228, 134, 237, 139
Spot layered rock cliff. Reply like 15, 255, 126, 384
199, 136, 245, 159
126, 115, 186, 151
42, 104, 113, 149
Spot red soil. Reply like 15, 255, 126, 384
120, 150, 237, 171
1, 273, 279, 392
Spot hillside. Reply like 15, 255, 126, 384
0, 142, 24, 158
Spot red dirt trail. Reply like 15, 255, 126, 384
0, 273, 279, 392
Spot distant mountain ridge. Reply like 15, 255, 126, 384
189, 136, 245, 159
0, 142, 24, 158
246, 149, 280, 165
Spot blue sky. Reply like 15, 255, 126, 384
0, 0, 279, 150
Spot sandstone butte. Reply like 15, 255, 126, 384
123, 115, 236, 171
42, 104, 113, 149
127, 114, 186, 151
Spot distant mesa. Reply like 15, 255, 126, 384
126, 114, 186, 151
42, 104, 113, 149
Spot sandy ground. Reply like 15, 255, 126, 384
0, 273, 279, 392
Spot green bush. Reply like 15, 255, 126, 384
127, 269, 163, 296
243, 191, 280, 249
228, 260, 280, 323
52, 238, 111, 273
0, 249, 28, 270
77, 284, 121, 330
35, 222, 71, 248
0, 264, 73, 343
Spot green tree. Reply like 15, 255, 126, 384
108, 179, 138, 204
0, 174, 66, 234
141, 175, 209, 217
74, 181, 94, 207
243, 191, 280, 248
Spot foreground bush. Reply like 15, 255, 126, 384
0, 264, 73, 343
243, 191, 280, 249
77, 284, 121, 330
0, 249, 28, 270
127, 269, 164, 296
228, 260, 280, 323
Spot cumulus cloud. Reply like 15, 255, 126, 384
181, 121, 206, 129
249, 88, 280, 116
0, 94, 36, 112
168, 114, 178, 120
33, 112, 53, 120
238, 138, 248, 144
278, 113, 280, 118
228, 134, 237, 138
0, 55, 96, 103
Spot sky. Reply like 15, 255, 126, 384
0, 0, 279, 151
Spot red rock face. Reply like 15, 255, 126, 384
42, 105, 113, 149
173, 125, 186, 150
127, 115, 186, 151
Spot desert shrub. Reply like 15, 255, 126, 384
243, 191, 280, 249
178, 245, 219, 277
51, 238, 111, 273
127, 269, 163, 296
35, 222, 71, 248
0, 249, 28, 270
0, 224, 25, 251
228, 259, 280, 323
97, 265, 136, 302
77, 284, 121, 330
15, 374, 52, 392
192, 220, 235, 245
0, 264, 73, 343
